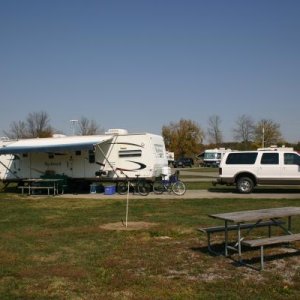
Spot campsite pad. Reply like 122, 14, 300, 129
100, 221, 158, 231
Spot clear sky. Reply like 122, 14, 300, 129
1, 0, 300, 142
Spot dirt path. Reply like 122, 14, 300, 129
57, 189, 300, 199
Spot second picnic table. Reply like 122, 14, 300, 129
207, 206, 300, 269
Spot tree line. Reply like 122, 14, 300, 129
2, 111, 103, 139
2, 111, 299, 158
163, 115, 299, 158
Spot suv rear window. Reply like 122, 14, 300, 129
226, 152, 258, 164
284, 153, 300, 165
261, 153, 279, 165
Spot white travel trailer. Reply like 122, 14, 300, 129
201, 148, 233, 167
0, 129, 168, 185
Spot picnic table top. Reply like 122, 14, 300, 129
209, 206, 300, 223
23, 178, 63, 183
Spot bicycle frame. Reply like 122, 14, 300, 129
153, 173, 186, 196
117, 175, 151, 196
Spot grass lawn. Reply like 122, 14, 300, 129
1, 193, 300, 299
182, 167, 219, 173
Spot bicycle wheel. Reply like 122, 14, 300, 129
137, 180, 151, 196
117, 181, 129, 195
152, 180, 164, 194
172, 180, 186, 195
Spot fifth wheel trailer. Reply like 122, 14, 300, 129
0, 129, 168, 187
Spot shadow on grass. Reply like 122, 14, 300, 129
190, 242, 226, 256
230, 248, 300, 270
192, 242, 300, 270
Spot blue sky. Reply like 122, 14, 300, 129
1, 0, 300, 142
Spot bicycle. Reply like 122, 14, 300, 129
117, 174, 151, 196
152, 172, 186, 196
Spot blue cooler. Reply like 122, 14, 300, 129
104, 185, 116, 195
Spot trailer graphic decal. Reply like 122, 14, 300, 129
116, 161, 147, 172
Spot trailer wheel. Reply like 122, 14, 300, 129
236, 176, 254, 194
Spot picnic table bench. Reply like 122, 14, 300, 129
201, 207, 300, 270
198, 220, 285, 255
242, 233, 300, 270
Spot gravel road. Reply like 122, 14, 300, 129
57, 189, 300, 199
56, 168, 300, 199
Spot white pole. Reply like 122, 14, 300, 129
125, 181, 130, 228
262, 125, 265, 148
70, 119, 78, 136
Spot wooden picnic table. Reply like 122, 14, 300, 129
19, 178, 63, 196
210, 207, 300, 224
208, 206, 300, 269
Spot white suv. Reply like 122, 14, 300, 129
215, 147, 300, 193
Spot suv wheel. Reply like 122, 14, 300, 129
236, 176, 254, 194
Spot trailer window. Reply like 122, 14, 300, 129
154, 144, 164, 158
204, 153, 217, 159
88, 150, 95, 163
119, 150, 142, 157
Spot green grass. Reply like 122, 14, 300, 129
185, 181, 216, 190
0, 193, 300, 299
184, 167, 219, 173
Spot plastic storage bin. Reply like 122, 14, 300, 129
90, 183, 97, 194
104, 185, 116, 195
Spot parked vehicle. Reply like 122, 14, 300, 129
173, 157, 194, 168
214, 147, 300, 193
0, 129, 168, 186
200, 148, 232, 167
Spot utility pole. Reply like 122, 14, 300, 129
262, 124, 265, 148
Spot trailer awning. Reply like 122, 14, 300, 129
0, 135, 113, 155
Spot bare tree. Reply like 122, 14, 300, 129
162, 119, 204, 158
3, 111, 53, 139
207, 115, 223, 145
233, 114, 255, 148
255, 119, 283, 147
77, 117, 102, 135
26, 111, 53, 138
3, 121, 28, 139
